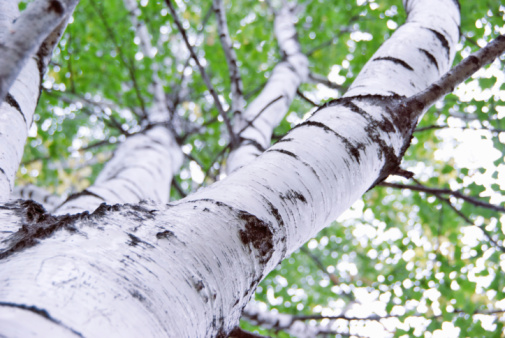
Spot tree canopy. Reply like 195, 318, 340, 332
9, 0, 505, 336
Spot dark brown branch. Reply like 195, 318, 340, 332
406, 35, 505, 118
379, 181, 505, 213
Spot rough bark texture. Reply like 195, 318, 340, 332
6, 0, 504, 337
0, 0, 76, 202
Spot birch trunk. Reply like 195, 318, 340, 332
0, 0, 76, 202
54, 0, 183, 215
226, 4, 309, 174
5, 0, 505, 337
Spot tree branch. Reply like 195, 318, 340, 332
406, 35, 505, 119
164, 0, 238, 147
379, 181, 505, 213
213, 0, 245, 119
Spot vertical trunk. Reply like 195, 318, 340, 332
0, 0, 76, 202
226, 5, 309, 174
54, 0, 183, 215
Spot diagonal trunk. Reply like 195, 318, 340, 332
4, 1, 505, 337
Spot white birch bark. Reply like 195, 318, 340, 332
0, 1, 76, 202
4, 1, 505, 337
226, 4, 309, 174
0, 0, 79, 104
54, 0, 183, 215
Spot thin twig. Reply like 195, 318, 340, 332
380, 181, 505, 213
164, 0, 238, 147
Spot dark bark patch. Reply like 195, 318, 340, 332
156, 230, 175, 239
126, 232, 154, 249
120, 204, 157, 223
91, 202, 121, 218
263, 199, 284, 227
237, 211, 274, 265
418, 48, 439, 71
280, 190, 307, 204
127, 233, 141, 246
194, 280, 205, 292
274, 137, 294, 145
129, 289, 146, 303
0, 302, 84, 337
0, 200, 83, 260
373, 56, 414, 71
5, 93, 25, 122
48, 0, 65, 15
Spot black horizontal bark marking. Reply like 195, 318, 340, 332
267, 148, 298, 160
0, 302, 84, 337
291, 121, 362, 163
62, 189, 105, 204
5, 93, 26, 123
425, 28, 450, 58
274, 137, 294, 145
373, 56, 414, 71
418, 48, 439, 71
240, 137, 266, 153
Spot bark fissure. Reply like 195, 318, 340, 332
373, 56, 414, 71
290, 121, 363, 164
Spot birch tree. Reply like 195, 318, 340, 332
1, 0, 505, 337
